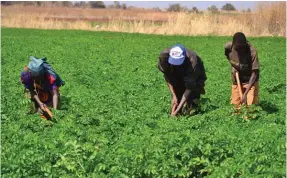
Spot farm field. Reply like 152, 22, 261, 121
1, 28, 286, 177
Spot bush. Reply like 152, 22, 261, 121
167, 3, 189, 12
221, 3, 236, 11
208, 5, 219, 14
89, 1, 106, 8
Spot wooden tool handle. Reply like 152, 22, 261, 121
235, 72, 243, 100
44, 107, 53, 118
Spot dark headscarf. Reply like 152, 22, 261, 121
233, 32, 247, 46
232, 32, 247, 51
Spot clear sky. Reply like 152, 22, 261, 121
103, 1, 259, 10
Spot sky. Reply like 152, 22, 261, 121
103, 1, 259, 10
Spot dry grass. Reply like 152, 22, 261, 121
1, 2, 286, 37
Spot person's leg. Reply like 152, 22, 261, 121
184, 90, 201, 115
231, 84, 242, 110
240, 82, 258, 119
245, 82, 259, 105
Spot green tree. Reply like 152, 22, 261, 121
74, 1, 88, 8
36, 1, 43, 6
89, 1, 106, 8
221, 3, 236, 11
62, 1, 73, 7
22, 1, 38, 6
208, 5, 219, 13
1, 1, 13, 5
167, 3, 188, 12
51, 1, 61, 7
114, 1, 121, 9
247, 8, 251, 13
168, 4, 181, 12
191, 6, 199, 13
122, 3, 127, 10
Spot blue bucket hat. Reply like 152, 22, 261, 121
27, 56, 45, 77
168, 44, 186, 65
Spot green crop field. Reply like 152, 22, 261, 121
1, 28, 286, 177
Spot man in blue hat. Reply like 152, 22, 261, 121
158, 44, 207, 117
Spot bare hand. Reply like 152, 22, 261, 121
40, 103, 47, 111
171, 107, 180, 117
172, 95, 178, 106
171, 104, 177, 114
171, 111, 178, 117
171, 96, 178, 114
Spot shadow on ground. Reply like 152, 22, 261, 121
60, 95, 71, 111
259, 100, 279, 114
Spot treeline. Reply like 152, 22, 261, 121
167, 3, 252, 13
1, 1, 128, 9
1, 1, 252, 13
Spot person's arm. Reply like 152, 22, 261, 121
224, 42, 232, 59
165, 75, 176, 97
242, 47, 259, 104
52, 89, 59, 109
184, 55, 204, 91
46, 72, 60, 109
157, 51, 178, 112
171, 89, 191, 116
21, 71, 46, 110
164, 74, 178, 113
30, 90, 46, 110
242, 70, 258, 103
